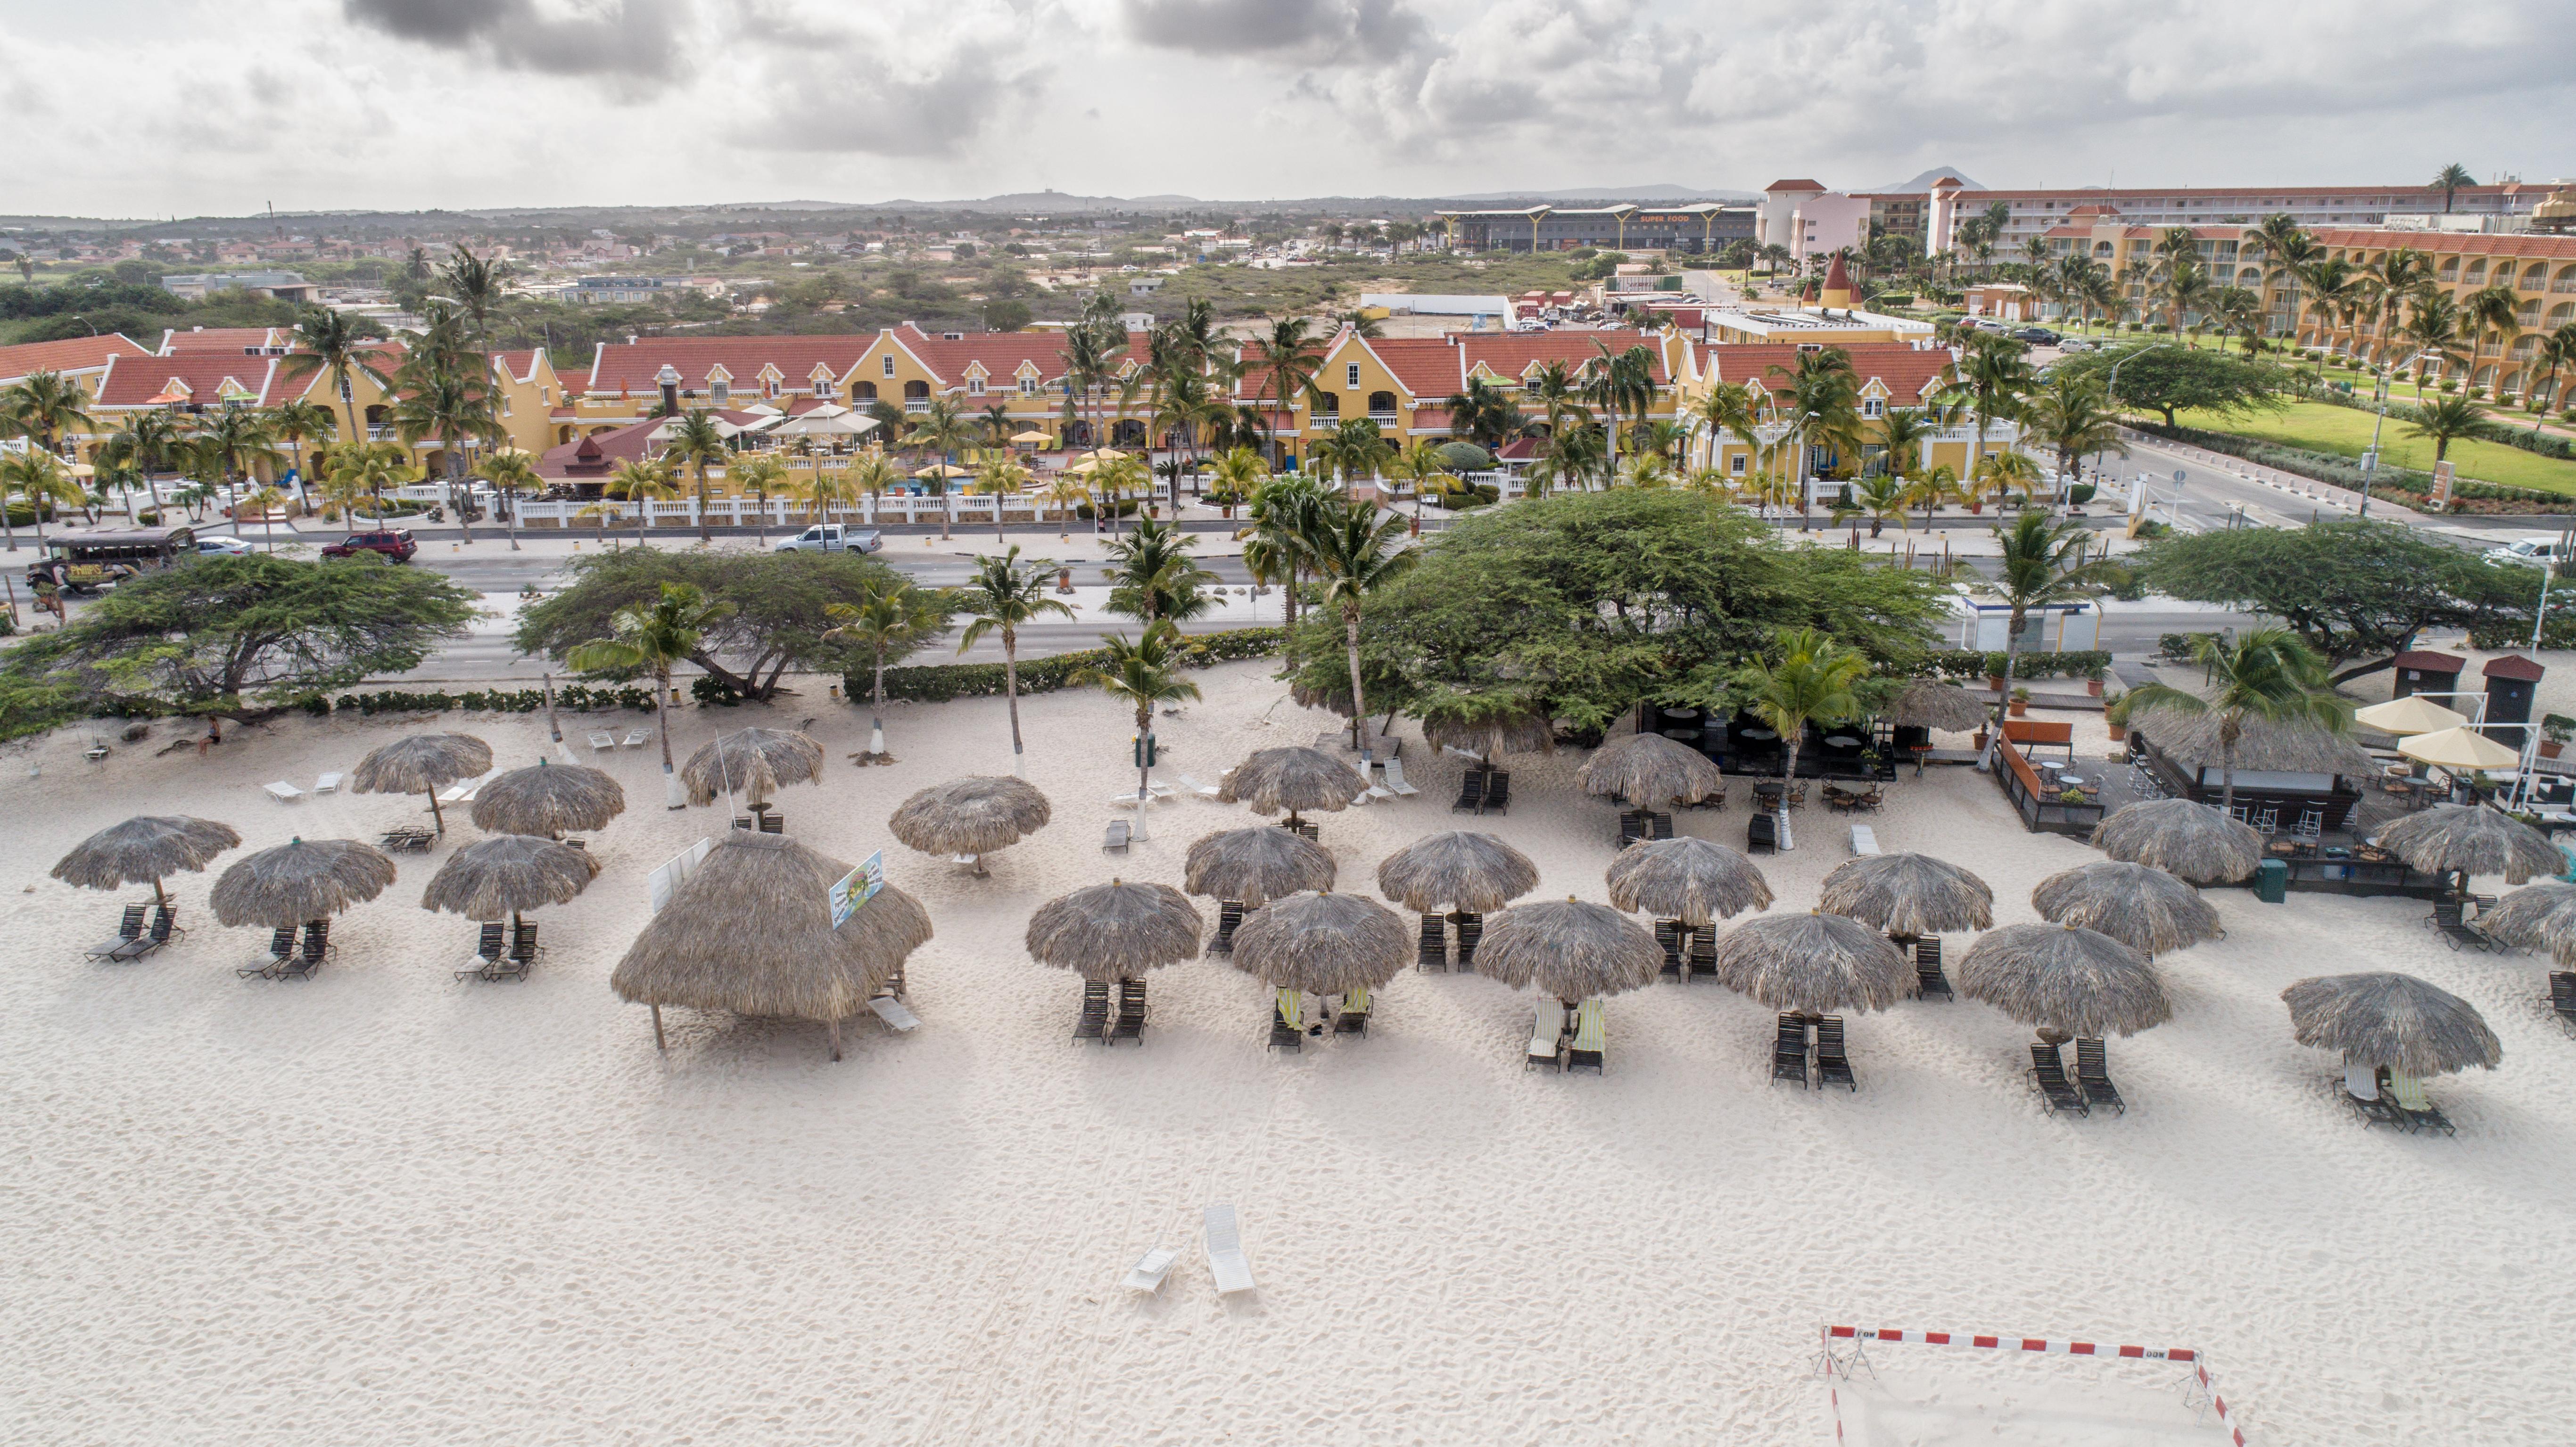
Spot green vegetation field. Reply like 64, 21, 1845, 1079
2174, 398, 2576, 495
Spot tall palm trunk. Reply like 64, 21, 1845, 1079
1003, 624, 1026, 777
694, 463, 712, 543
655, 663, 680, 808
446, 429, 474, 544
1344, 603, 1368, 751
2218, 724, 2241, 816
869, 643, 889, 757
1977, 609, 2026, 771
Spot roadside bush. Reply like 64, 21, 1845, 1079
866, 626, 1284, 704
690, 674, 744, 707
327, 683, 657, 715
1917, 649, 2111, 681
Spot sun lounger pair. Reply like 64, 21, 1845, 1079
1127, 1205, 1256, 1295
88, 904, 149, 961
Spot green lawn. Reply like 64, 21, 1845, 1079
2173, 398, 2576, 495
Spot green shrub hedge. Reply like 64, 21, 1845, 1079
327, 683, 658, 715
864, 626, 1285, 703
1915, 649, 2110, 681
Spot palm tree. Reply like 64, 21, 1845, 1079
0, 370, 94, 467
2297, 257, 2360, 368
566, 581, 733, 809
2020, 374, 2128, 493
823, 576, 954, 760
1955, 334, 2034, 493
1442, 376, 1519, 451
730, 452, 787, 547
1977, 511, 2124, 769
1689, 379, 1761, 475
1902, 463, 1966, 530
1076, 620, 1205, 806
2361, 247, 2433, 378
1974, 449, 2045, 511
1088, 454, 1152, 534
1382, 436, 1456, 533
1832, 473, 1912, 538
1583, 340, 1659, 483
198, 405, 284, 501
2121, 629, 2351, 815
1309, 417, 1395, 499
437, 242, 512, 356
659, 409, 729, 543
2249, 214, 2318, 326
972, 453, 1031, 543
2529, 325, 2576, 429
269, 398, 338, 508
2403, 395, 2494, 464
236, 484, 288, 552
1102, 517, 1217, 623
1526, 360, 1582, 448
955, 545, 1075, 777
1303, 498, 1416, 751
904, 398, 978, 540
276, 306, 393, 454
1206, 444, 1267, 520
481, 449, 541, 551
610, 457, 678, 547
383, 327, 500, 544
1146, 366, 1222, 507
1040, 470, 1090, 539
2428, 163, 2477, 214
790, 462, 855, 526
845, 446, 900, 526
1732, 627, 1871, 848
1874, 404, 1936, 498
2461, 282, 2523, 392
2403, 291, 2469, 386
0, 450, 82, 551
323, 439, 416, 522
1770, 346, 1863, 529
1244, 474, 1326, 666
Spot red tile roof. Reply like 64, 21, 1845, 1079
2484, 654, 2547, 681
1701, 343, 1953, 403
492, 349, 548, 384
586, 337, 875, 396
1455, 331, 1673, 385
1765, 179, 1828, 192
159, 326, 289, 354
92, 353, 282, 408
0, 333, 150, 380
1352, 337, 1468, 401
539, 419, 661, 479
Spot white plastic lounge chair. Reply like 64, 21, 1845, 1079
437, 781, 472, 804
1104, 819, 1132, 852
1173, 773, 1222, 800
314, 772, 341, 794
1382, 758, 1421, 796
1349, 786, 1375, 806
1849, 823, 1879, 855
588, 731, 616, 751
1526, 999, 1565, 1070
1143, 780, 1177, 802
263, 781, 303, 804
622, 728, 651, 748
1122, 1246, 1180, 1293
1203, 1204, 1256, 1295
1364, 766, 1396, 801
459, 771, 497, 802
867, 995, 921, 1032
1107, 790, 1142, 810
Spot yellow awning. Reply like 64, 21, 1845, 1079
2399, 726, 2521, 772
2354, 696, 2469, 736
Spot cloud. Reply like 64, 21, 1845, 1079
1117, 0, 1427, 63
341, 0, 692, 83
731, 1, 1045, 159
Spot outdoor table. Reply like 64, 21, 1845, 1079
1741, 728, 1779, 741
2058, 774, 2085, 788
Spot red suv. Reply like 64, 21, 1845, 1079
322, 529, 419, 563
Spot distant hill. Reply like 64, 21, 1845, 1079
1438, 184, 1759, 204
1866, 167, 1986, 193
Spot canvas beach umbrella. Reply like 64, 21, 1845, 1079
352, 732, 493, 835
2397, 726, 2521, 775
1709, 910, 1914, 1015
1229, 890, 1411, 996
1958, 922, 2173, 1039
2353, 695, 2469, 736
470, 759, 626, 838
2280, 972, 2502, 1077
1025, 879, 1203, 983
1817, 852, 1995, 937
210, 837, 399, 929
1218, 746, 1368, 828
2374, 804, 2562, 885
1472, 898, 1664, 999
1604, 836, 1773, 927
681, 726, 825, 811
1375, 831, 1540, 913
1576, 732, 1725, 809
2031, 860, 2223, 955
2089, 799, 2263, 884
1185, 826, 1335, 908
53, 815, 241, 907
889, 776, 1053, 862
420, 833, 600, 931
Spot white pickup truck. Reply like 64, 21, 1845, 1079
775, 524, 883, 554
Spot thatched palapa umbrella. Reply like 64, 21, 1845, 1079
888, 775, 1053, 865
1710, 910, 1914, 1014
1376, 831, 1539, 913
2281, 972, 2502, 1077
1230, 891, 1411, 996
52, 815, 241, 907
611, 832, 932, 1060
2374, 804, 2562, 885
1186, 826, 1335, 908
682, 726, 825, 811
2031, 861, 2222, 955
2089, 799, 2263, 883
1577, 732, 1725, 809
1026, 879, 1202, 982
1420, 703, 1554, 762
1605, 836, 1773, 926
1219, 746, 1367, 827
353, 732, 493, 834
1818, 852, 1994, 937
1474, 898, 1663, 999
421, 834, 600, 933
210, 837, 399, 929
1885, 677, 1991, 734
2473, 881, 2576, 964
470, 759, 626, 838
1958, 922, 2172, 1038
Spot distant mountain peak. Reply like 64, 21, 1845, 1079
1866, 167, 1985, 194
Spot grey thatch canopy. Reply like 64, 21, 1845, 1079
1577, 732, 1726, 808
470, 760, 626, 837
1709, 910, 1915, 1014
1025, 879, 1203, 982
1473, 898, 1664, 998
2031, 861, 2223, 955
419, 834, 601, 923
1185, 826, 1335, 907
1957, 922, 2173, 1038
1817, 852, 1995, 936
1885, 677, 1992, 733
52, 815, 241, 905
2281, 971, 2502, 1077
1375, 831, 1540, 913
888, 775, 1053, 857
2089, 799, 2263, 883
610, 832, 932, 1059
2129, 705, 2377, 779
1229, 891, 1412, 995
1420, 707, 1555, 760
1605, 836, 1774, 926
1218, 746, 1367, 822
209, 837, 399, 929
682, 726, 825, 808
352, 732, 493, 832
2373, 804, 2563, 885
2473, 881, 2576, 965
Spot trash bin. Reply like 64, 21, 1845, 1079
2254, 858, 2288, 904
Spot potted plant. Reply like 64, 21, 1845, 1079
2058, 785, 2088, 805
2543, 714, 2573, 761
1985, 654, 2008, 693
2008, 686, 2031, 719
2104, 691, 2131, 742
2085, 665, 2107, 698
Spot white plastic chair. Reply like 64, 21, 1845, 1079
314, 772, 341, 794
1382, 758, 1420, 796
1122, 1245, 1179, 1293
1203, 1204, 1256, 1295
621, 729, 651, 749
588, 731, 616, 751
263, 781, 303, 804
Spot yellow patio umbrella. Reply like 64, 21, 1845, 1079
2399, 726, 2522, 773
1009, 430, 1051, 445
1073, 448, 1127, 464
914, 463, 972, 479
1066, 459, 1101, 474
2354, 695, 2470, 736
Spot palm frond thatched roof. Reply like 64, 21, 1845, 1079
419, 834, 601, 921
2372, 804, 2563, 885
1709, 910, 1915, 1015
611, 833, 928, 1018
352, 733, 493, 795
2473, 881, 2576, 965
1817, 852, 1995, 935
2030, 861, 2223, 954
1218, 746, 1366, 817
1885, 677, 1991, 732
2089, 798, 2264, 883
209, 837, 399, 929
1024, 879, 1203, 982
681, 726, 825, 808
1229, 891, 1412, 994
2128, 705, 2375, 777
1604, 836, 1773, 926
1472, 898, 1664, 999
1576, 732, 1725, 808
1957, 921, 2173, 1037
52, 815, 241, 892
1184, 826, 1335, 908
469, 761, 626, 837
1374, 830, 1539, 913
888, 775, 1053, 856
2280, 971, 2502, 1077
1420, 708, 1555, 759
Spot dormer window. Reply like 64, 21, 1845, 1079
968, 377, 985, 395
710, 379, 730, 403
883, 355, 896, 378
813, 378, 836, 399
1020, 377, 1038, 397
1863, 397, 1883, 419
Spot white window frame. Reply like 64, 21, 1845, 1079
710, 380, 730, 404
968, 377, 985, 395
1729, 453, 1747, 476
883, 355, 896, 378
1346, 362, 1361, 388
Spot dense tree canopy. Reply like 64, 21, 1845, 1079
2131, 519, 2536, 682
2051, 345, 2292, 428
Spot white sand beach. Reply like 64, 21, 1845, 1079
7, 662, 2576, 1446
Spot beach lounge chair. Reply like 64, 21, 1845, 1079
1771, 1013, 1810, 1088
1451, 911, 1483, 970
1746, 812, 1778, 854
1109, 978, 1148, 1046
1566, 997, 1607, 1074
1650, 812, 1674, 839
240, 927, 296, 979
456, 922, 507, 980
757, 812, 784, 834
1103, 819, 1131, 853
2028, 1042, 2089, 1116
2074, 1037, 2124, 1115
1416, 913, 1447, 971
1121, 1246, 1180, 1294
867, 995, 921, 1031
1335, 985, 1371, 1036
1451, 768, 1487, 814
1288, 819, 1319, 841
2428, 897, 2493, 952
276, 924, 327, 981
1686, 929, 1718, 983
1815, 1015, 1856, 1091
1173, 772, 1222, 800
2386, 1071, 2455, 1136
1267, 990, 1304, 1053
1619, 810, 1650, 849
1480, 772, 1511, 816
1914, 937, 1953, 1001
588, 730, 616, 751
1073, 980, 1110, 1044
263, 781, 303, 804
314, 772, 341, 794
89, 904, 148, 961
1655, 920, 1683, 979
1525, 998, 1565, 1071
1848, 823, 1880, 856
1203, 1204, 1256, 1295
2551, 972, 2576, 1035
1210, 900, 1242, 957
123, 905, 179, 961
1382, 757, 1420, 796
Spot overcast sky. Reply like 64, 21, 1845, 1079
6, 0, 2572, 219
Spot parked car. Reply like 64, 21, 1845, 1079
321, 529, 418, 563
2011, 327, 2062, 345
2486, 537, 2571, 568
775, 524, 882, 554
195, 536, 256, 557
2057, 337, 2097, 353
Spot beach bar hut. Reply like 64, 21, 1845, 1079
2125, 708, 2377, 835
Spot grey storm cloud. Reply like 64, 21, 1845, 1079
341, 0, 690, 81
1118, 0, 1428, 62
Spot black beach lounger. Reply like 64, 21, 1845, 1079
1416, 913, 1448, 971
1686, 928, 1718, 982
2074, 1038, 2124, 1115
1479, 772, 1510, 816
2551, 972, 2576, 1035
1451, 768, 1487, 814
1073, 979, 1110, 1044
1914, 937, 1953, 1000
1619, 811, 1650, 849
1771, 1013, 1810, 1088
1815, 1015, 1857, 1091
1746, 812, 1778, 854
2029, 1043, 2089, 1115
1267, 1000, 1304, 1052
1109, 978, 1148, 1046
1211, 900, 1243, 958
1451, 911, 1483, 971
241, 927, 297, 978
1655, 920, 1682, 980
89, 904, 147, 961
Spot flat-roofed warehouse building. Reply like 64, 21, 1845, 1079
1439, 204, 1755, 254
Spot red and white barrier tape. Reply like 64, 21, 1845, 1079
1818, 1326, 2248, 1446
